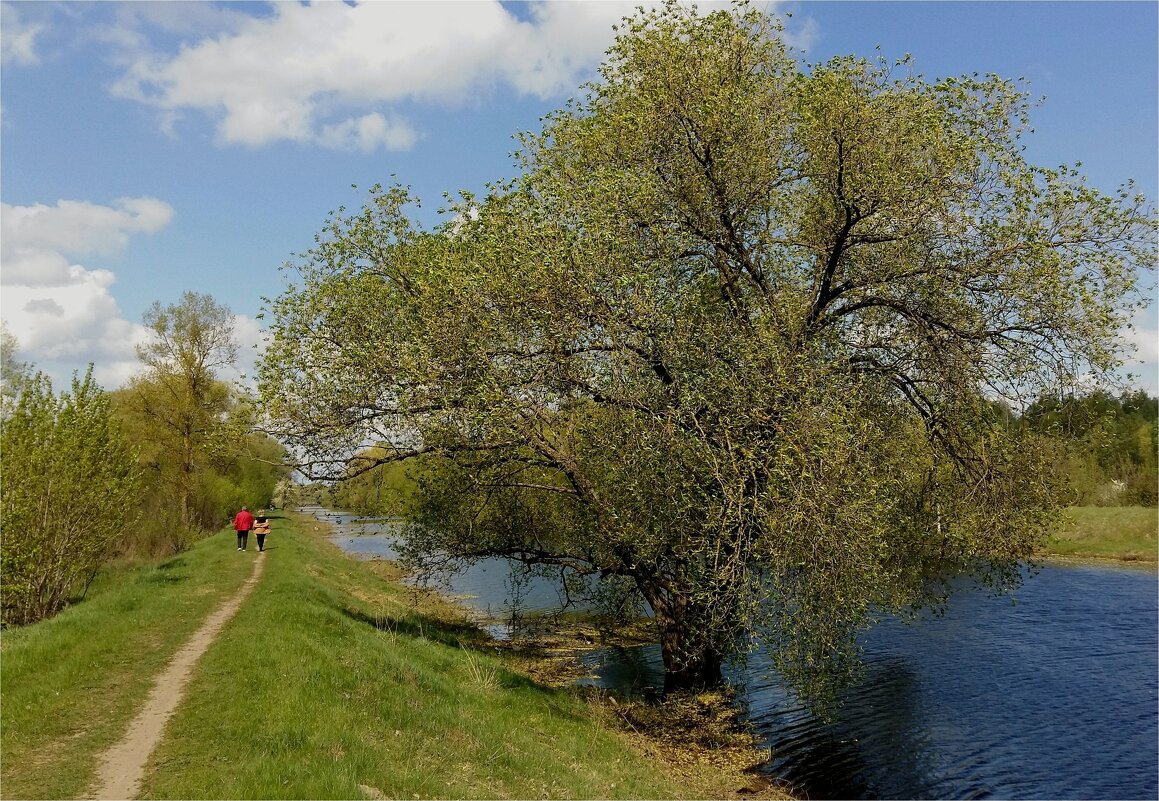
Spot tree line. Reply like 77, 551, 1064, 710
1021, 390, 1157, 506
330, 391, 1158, 519
1, 293, 289, 626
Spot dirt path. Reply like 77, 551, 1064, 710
89, 551, 267, 800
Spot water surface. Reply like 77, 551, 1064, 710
311, 508, 586, 628
576, 564, 1159, 800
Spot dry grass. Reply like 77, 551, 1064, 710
476, 616, 795, 800
587, 687, 796, 800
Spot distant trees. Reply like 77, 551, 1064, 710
328, 446, 418, 517
113, 378, 289, 554
258, 2, 1154, 696
1, 368, 142, 626
0, 293, 291, 625
1023, 390, 1158, 505
270, 478, 299, 510
130, 291, 239, 530
113, 291, 289, 554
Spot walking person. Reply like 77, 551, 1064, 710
253, 510, 271, 552
233, 506, 254, 551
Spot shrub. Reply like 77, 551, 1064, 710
1, 369, 142, 625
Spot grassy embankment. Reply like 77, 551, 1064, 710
1, 512, 783, 800
1043, 506, 1158, 562
1, 537, 255, 799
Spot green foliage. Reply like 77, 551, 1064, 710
130, 291, 239, 531
329, 445, 420, 517
110, 380, 290, 554
1, 368, 142, 626
221, 430, 292, 510
1023, 390, 1158, 506
258, 2, 1155, 700
111, 291, 290, 554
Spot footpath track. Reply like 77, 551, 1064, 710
88, 551, 267, 800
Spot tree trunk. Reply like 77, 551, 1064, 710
659, 620, 725, 690
640, 578, 728, 691
180, 422, 194, 530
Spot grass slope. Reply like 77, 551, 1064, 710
1044, 506, 1158, 561
0, 534, 254, 799
138, 512, 693, 799
5, 512, 746, 800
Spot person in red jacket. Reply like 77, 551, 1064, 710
233, 506, 254, 551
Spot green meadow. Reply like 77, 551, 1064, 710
1044, 506, 1158, 562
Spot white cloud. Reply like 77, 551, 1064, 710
223, 314, 266, 388
0, 197, 172, 388
0, 265, 149, 388
1, 198, 174, 283
0, 196, 268, 390
316, 113, 419, 154
781, 14, 819, 54
1, 4, 44, 66
1123, 306, 1159, 394
109, 1, 758, 153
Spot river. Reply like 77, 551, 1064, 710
311, 507, 1159, 800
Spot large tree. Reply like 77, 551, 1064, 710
258, 4, 1154, 695
115, 292, 289, 548
129, 291, 238, 529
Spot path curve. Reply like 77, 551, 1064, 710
90, 552, 267, 800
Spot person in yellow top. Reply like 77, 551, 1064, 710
253, 510, 272, 552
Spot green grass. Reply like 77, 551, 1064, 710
0, 530, 254, 799
3, 513, 698, 800
1044, 506, 1158, 561
139, 512, 689, 799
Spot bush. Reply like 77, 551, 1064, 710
1, 369, 142, 626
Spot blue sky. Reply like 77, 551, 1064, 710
2, 1, 1156, 392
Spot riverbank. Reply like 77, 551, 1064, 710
0, 511, 790, 800
307, 514, 793, 800
321, 506, 1158, 799
1042, 505, 1157, 562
